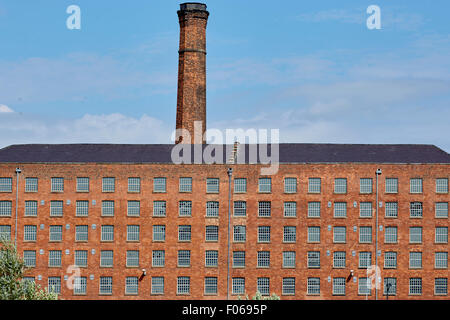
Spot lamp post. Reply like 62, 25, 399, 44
226, 167, 233, 300
375, 168, 382, 300
386, 282, 392, 300
14, 168, 21, 247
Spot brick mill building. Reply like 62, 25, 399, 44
0, 3, 449, 300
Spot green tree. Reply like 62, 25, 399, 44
238, 291, 280, 300
0, 239, 57, 300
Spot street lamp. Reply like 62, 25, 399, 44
375, 168, 382, 300
226, 167, 233, 300
14, 168, 21, 247
386, 282, 392, 300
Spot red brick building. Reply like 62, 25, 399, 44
0, 3, 449, 300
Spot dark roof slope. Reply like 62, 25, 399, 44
0, 143, 449, 164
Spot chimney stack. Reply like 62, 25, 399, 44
175, 3, 209, 144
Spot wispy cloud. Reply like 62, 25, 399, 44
0, 104, 14, 113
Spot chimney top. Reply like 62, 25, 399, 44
179, 3, 207, 12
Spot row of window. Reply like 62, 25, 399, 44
1, 225, 448, 244
25, 276, 448, 296
18, 249, 449, 270
0, 200, 448, 219
1, 177, 448, 194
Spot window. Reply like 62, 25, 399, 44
308, 178, 321, 193
204, 277, 217, 295
284, 202, 296, 217
436, 178, 449, 193
179, 177, 193, 193
126, 250, 139, 267
127, 201, 140, 217
179, 201, 192, 217
359, 202, 372, 218
258, 201, 271, 217
153, 225, 166, 242
232, 278, 245, 295
127, 225, 140, 242
332, 278, 345, 295
125, 277, 138, 295
257, 226, 270, 243
153, 201, 166, 217
50, 201, 63, 217
283, 226, 296, 243
233, 201, 246, 217
359, 226, 372, 243
128, 177, 140, 192
100, 250, 113, 267
0, 225, 11, 241
24, 225, 37, 241
206, 201, 219, 217
359, 252, 372, 268
233, 251, 245, 268
177, 277, 190, 295
409, 278, 422, 295
76, 200, 89, 217
99, 277, 113, 295
178, 225, 191, 242
154, 177, 166, 192
48, 277, 61, 295
358, 277, 371, 295
334, 202, 347, 218
51, 177, 64, 192
435, 278, 448, 295
436, 202, 448, 218
360, 178, 373, 193
0, 201, 12, 217
385, 178, 398, 193
435, 252, 448, 269
23, 250, 36, 267
151, 277, 164, 295
25, 178, 38, 192
102, 177, 115, 192
282, 278, 295, 295
257, 278, 270, 296
258, 178, 271, 193
307, 226, 320, 243
206, 178, 219, 193
385, 202, 398, 218
101, 201, 114, 217
384, 252, 397, 269
410, 202, 423, 218
307, 278, 320, 295
384, 278, 397, 296
101, 225, 114, 242
49, 250, 62, 267
76, 177, 89, 192
284, 178, 297, 193
410, 227, 422, 243
257, 251, 270, 268
307, 251, 320, 268
73, 277, 87, 295
49, 225, 62, 242
75, 250, 87, 267
0, 177, 12, 192
333, 252, 346, 268
205, 250, 218, 267
234, 178, 247, 193
283, 251, 295, 268
410, 178, 423, 193
76, 225, 88, 241
409, 252, 422, 269
152, 250, 165, 267
435, 227, 448, 243
308, 202, 321, 218
205, 225, 218, 241
333, 226, 346, 243
233, 225, 246, 242
334, 178, 347, 194
385, 226, 398, 243
25, 201, 38, 217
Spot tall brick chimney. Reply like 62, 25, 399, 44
175, 2, 209, 144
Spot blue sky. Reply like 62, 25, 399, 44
0, 0, 449, 152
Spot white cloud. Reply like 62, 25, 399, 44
0, 105, 14, 113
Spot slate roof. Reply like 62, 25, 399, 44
0, 143, 449, 164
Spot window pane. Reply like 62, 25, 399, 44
284, 178, 297, 193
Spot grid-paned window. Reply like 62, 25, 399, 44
25, 201, 38, 217
179, 177, 192, 192
125, 277, 138, 295
410, 178, 423, 193
206, 201, 219, 217
151, 277, 164, 295
359, 226, 372, 243
359, 252, 372, 268
307, 226, 320, 243
308, 178, 321, 193
99, 277, 113, 295
435, 252, 448, 269
153, 225, 166, 241
307, 278, 320, 295
75, 250, 88, 267
334, 178, 347, 194
284, 225, 297, 242
360, 178, 373, 194
384, 278, 397, 296
385, 178, 398, 193
409, 278, 422, 295
333, 226, 346, 243
0, 225, 11, 241
410, 227, 422, 243
102, 177, 115, 192
257, 251, 270, 268
177, 277, 190, 295
258, 201, 271, 217
0, 178, 12, 192
128, 177, 140, 192
359, 202, 372, 218
127, 201, 140, 217
333, 278, 345, 295
153, 201, 166, 217
23, 250, 36, 267
410, 202, 423, 218
51, 178, 64, 192
307, 251, 320, 268
49, 200, 63, 217
334, 202, 347, 218
75, 225, 88, 241
179, 201, 192, 217
48, 277, 61, 295
435, 278, 448, 295
49, 225, 62, 242
74, 276, 87, 295
410, 252, 422, 269
0, 201, 12, 217
308, 202, 321, 218
333, 251, 346, 268
101, 225, 114, 242
76, 200, 89, 217
384, 252, 397, 269
154, 177, 166, 192
233, 201, 246, 217
206, 178, 219, 193
258, 226, 270, 243
100, 250, 113, 267
24, 225, 37, 241
127, 225, 140, 242
234, 178, 247, 193
284, 178, 297, 193
258, 178, 271, 193
126, 250, 139, 267
48, 250, 62, 267
436, 178, 449, 193
257, 278, 270, 296
436, 202, 448, 218
76, 177, 89, 192
385, 202, 398, 218
25, 178, 38, 192
152, 250, 165, 267
358, 277, 371, 295
282, 278, 295, 295
283, 251, 295, 268
205, 225, 218, 241
205, 250, 218, 267
385, 226, 398, 243
232, 278, 245, 295
233, 251, 245, 268
233, 225, 246, 242
101, 201, 114, 217
178, 225, 191, 241
284, 202, 296, 217
435, 227, 448, 243
204, 277, 218, 295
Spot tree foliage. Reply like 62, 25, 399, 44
238, 291, 281, 300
